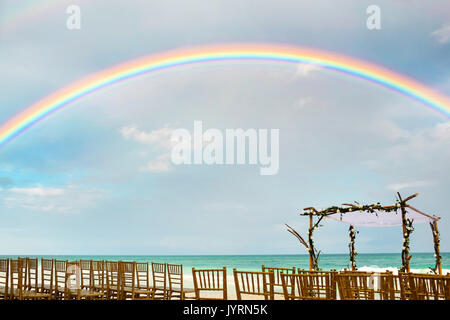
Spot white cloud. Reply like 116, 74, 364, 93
387, 180, 434, 191
10, 186, 64, 196
120, 124, 175, 150
121, 124, 177, 173
431, 121, 450, 140
295, 63, 320, 77
140, 154, 172, 173
294, 96, 313, 110
1, 185, 105, 213
431, 24, 450, 44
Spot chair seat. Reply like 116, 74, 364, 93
69, 288, 104, 298
11, 289, 51, 299
152, 285, 166, 290
170, 287, 195, 293
134, 288, 154, 294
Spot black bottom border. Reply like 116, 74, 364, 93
0, 300, 448, 318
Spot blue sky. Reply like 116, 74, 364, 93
0, 0, 449, 255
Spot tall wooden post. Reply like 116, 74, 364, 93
431, 221, 442, 275
349, 225, 357, 271
398, 192, 411, 273
309, 214, 313, 270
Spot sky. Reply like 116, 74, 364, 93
0, 0, 449, 255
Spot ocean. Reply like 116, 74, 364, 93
2, 252, 449, 272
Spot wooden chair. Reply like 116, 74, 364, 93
297, 269, 337, 300
105, 260, 120, 299
192, 267, 227, 300
63, 260, 105, 300
0, 258, 9, 300
234, 269, 274, 300
118, 261, 135, 300
378, 271, 403, 300
133, 262, 154, 300
115, 261, 153, 300
335, 271, 375, 300
9, 259, 51, 300
91, 260, 107, 294
152, 262, 168, 299
80, 260, 92, 290
25, 258, 39, 293
136, 262, 151, 291
54, 259, 68, 299
282, 271, 335, 300
261, 265, 296, 297
40, 258, 54, 297
18, 257, 28, 290
167, 263, 195, 300
405, 273, 449, 300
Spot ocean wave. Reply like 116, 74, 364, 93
355, 266, 449, 274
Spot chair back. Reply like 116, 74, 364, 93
105, 261, 119, 298
40, 258, 54, 295
25, 258, 38, 292
192, 267, 227, 300
406, 273, 449, 300
119, 261, 136, 299
233, 269, 274, 300
136, 262, 150, 290
9, 259, 27, 299
167, 263, 185, 295
262, 265, 296, 296
297, 269, 337, 299
336, 271, 375, 300
377, 272, 403, 300
54, 260, 69, 298
91, 260, 105, 291
152, 262, 167, 299
0, 258, 9, 299
80, 260, 92, 289
295, 271, 335, 300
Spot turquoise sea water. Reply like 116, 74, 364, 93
1, 253, 449, 272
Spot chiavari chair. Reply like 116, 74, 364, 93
234, 269, 274, 300
152, 262, 168, 299
167, 263, 195, 300
40, 258, 54, 297
261, 265, 296, 298
0, 258, 9, 300
134, 261, 154, 300
105, 260, 120, 299
405, 273, 449, 300
9, 259, 51, 300
335, 271, 376, 300
192, 267, 227, 300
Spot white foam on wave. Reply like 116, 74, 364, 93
353, 266, 450, 275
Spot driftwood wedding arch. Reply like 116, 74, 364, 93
287, 193, 442, 274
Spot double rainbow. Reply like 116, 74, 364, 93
1, 44, 449, 148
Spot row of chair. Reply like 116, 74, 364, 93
0, 258, 448, 300
197, 266, 450, 300
0, 258, 195, 300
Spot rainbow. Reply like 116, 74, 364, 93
1, 44, 450, 148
